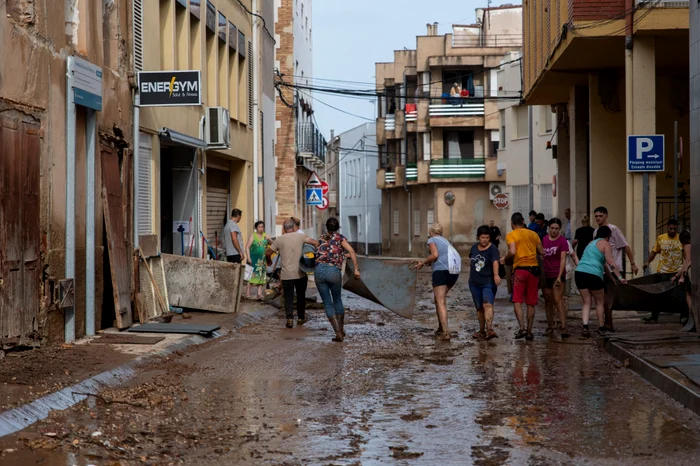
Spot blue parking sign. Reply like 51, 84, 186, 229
627, 135, 665, 172
306, 188, 323, 206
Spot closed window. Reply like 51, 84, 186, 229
393, 210, 400, 236
515, 106, 528, 139
413, 210, 421, 237
512, 185, 529, 218
427, 209, 435, 231
539, 184, 553, 219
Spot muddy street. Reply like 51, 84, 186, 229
3, 272, 700, 465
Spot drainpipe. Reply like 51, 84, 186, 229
133, 92, 140, 250
625, 0, 634, 252
85, 109, 96, 337
252, 0, 260, 221
363, 135, 369, 255
528, 105, 533, 211
65, 57, 76, 343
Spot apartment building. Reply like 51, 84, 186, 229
375, 5, 522, 257
275, 0, 327, 235
496, 52, 557, 227
523, 0, 690, 266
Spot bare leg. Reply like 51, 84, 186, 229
483, 303, 494, 332
554, 283, 566, 330
543, 288, 555, 331
513, 302, 525, 330
477, 308, 485, 333
592, 289, 606, 327
246, 282, 251, 299
434, 286, 450, 338
257, 285, 264, 299
526, 305, 536, 332
580, 289, 592, 326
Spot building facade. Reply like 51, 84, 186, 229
496, 51, 558, 230
337, 123, 382, 255
523, 0, 690, 269
375, 5, 522, 257
274, 0, 326, 236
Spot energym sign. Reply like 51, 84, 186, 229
138, 71, 202, 107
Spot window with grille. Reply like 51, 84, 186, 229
413, 210, 421, 237
512, 185, 529, 218
539, 184, 553, 219
427, 209, 435, 231
393, 210, 400, 236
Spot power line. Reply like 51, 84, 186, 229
235, 0, 276, 44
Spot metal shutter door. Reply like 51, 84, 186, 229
206, 167, 229, 244
138, 132, 152, 235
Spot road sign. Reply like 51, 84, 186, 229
138, 71, 202, 107
493, 193, 509, 210
306, 188, 323, 205
306, 171, 322, 187
316, 196, 329, 211
321, 180, 329, 196
72, 57, 103, 111
628, 135, 665, 172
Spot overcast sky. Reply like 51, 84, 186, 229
311, 0, 515, 138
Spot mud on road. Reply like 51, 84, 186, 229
2, 272, 700, 465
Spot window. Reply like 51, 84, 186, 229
542, 106, 553, 133
413, 210, 421, 237
393, 210, 400, 236
499, 110, 506, 148
515, 106, 528, 139
427, 209, 435, 230
539, 184, 553, 219
443, 131, 474, 159
138, 132, 153, 235
133, 0, 144, 71
512, 185, 529, 218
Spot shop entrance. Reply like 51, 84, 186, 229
159, 145, 199, 255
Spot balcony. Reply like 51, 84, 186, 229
429, 158, 485, 178
429, 102, 485, 117
385, 114, 396, 131
405, 104, 417, 123
385, 171, 396, 184
406, 163, 418, 182
452, 33, 522, 49
429, 101, 485, 128
297, 122, 327, 166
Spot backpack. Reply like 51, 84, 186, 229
436, 237, 462, 275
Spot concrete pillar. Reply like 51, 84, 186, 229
556, 108, 572, 226
628, 36, 656, 265
589, 73, 627, 222
569, 86, 589, 227
689, 0, 700, 330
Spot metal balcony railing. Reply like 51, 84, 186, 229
452, 34, 523, 48
385, 114, 396, 131
297, 122, 327, 165
430, 158, 485, 178
429, 102, 485, 117
406, 163, 418, 181
635, 0, 688, 7
385, 171, 396, 184
405, 110, 417, 123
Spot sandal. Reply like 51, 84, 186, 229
545, 327, 555, 336
485, 330, 498, 341
473, 330, 486, 340
525, 331, 534, 341
581, 327, 591, 338
514, 329, 527, 340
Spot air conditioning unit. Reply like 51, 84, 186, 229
489, 182, 505, 200
205, 107, 231, 148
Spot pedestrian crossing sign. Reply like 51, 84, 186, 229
306, 188, 323, 205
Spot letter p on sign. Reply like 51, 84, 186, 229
636, 137, 653, 160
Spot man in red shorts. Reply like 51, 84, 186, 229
504, 212, 545, 340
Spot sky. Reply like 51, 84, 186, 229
311, 0, 515, 138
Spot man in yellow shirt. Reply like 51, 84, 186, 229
641, 219, 684, 322
504, 212, 546, 341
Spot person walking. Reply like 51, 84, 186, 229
564, 208, 573, 242
267, 219, 318, 328
489, 220, 502, 249
572, 215, 595, 259
504, 212, 545, 341
542, 218, 574, 338
223, 208, 246, 264
291, 216, 305, 235
593, 206, 638, 331
314, 218, 361, 342
575, 226, 627, 337
672, 231, 692, 325
529, 213, 548, 240
641, 219, 684, 322
469, 225, 501, 341
413, 224, 460, 341
528, 211, 538, 230
245, 221, 269, 300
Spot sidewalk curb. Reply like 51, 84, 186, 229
602, 338, 700, 416
0, 306, 278, 438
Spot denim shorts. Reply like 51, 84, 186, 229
469, 282, 497, 309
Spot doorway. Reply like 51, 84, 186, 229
160, 145, 198, 255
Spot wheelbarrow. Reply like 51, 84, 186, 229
342, 257, 417, 319
612, 273, 693, 331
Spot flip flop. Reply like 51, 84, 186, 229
485, 330, 498, 340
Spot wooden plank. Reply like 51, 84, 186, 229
101, 150, 132, 329
20, 122, 40, 345
674, 365, 700, 388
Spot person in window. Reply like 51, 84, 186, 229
388, 98, 397, 114
450, 82, 462, 105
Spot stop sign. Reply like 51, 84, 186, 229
493, 193, 509, 210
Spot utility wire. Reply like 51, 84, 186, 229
235, 0, 276, 44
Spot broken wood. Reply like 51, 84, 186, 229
138, 247, 169, 315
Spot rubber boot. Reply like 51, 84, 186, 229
337, 314, 346, 338
328, 316, 344, 342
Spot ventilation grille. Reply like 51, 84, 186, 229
133, 0, 144, 72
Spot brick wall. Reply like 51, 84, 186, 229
571, 0, 625, 22
274, 0, 297, 228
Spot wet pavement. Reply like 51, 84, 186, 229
2, 272, 700, 465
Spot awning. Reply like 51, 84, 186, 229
158, 128, 208, 149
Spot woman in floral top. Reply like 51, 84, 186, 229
316, 217, 361, 342
245, 221, 269, 299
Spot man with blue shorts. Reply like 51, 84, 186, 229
470, 225, 502, 340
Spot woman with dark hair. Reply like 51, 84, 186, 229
574, 226, 627, 337
245, 221, 269, 299
672, 231, 692, 324
469, 225, 501, 340
542, 218, 577, 338
315, 217, 361, 342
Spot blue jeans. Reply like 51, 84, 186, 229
469, 282, 497, 310
315, 263, 344, 318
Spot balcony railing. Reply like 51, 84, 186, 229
406, 163, 418, 181
385, 114, 396, 131
430, 158, 485, 178
297, 122, 327, 166
429, 102, 485, 117
452, 34, 522, 48
636, 0, 688, 6
385, 171, 396, 184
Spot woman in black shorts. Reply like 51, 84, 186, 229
413, 223, 460, 341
